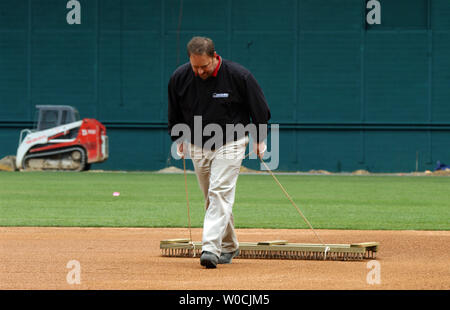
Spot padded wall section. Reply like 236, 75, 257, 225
1, 0, 449, 172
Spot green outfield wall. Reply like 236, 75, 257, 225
1, 0, 449, 172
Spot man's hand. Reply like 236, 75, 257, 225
177, 142, 185, 158
253, 141, 266, 158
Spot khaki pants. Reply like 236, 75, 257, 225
189, 136, 248, 258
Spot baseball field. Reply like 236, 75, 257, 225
1, 170, 449, 290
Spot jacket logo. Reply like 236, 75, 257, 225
212, 93, 229, 98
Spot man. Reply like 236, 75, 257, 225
168, 36, 271, 268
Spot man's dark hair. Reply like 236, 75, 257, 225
187, 36, 215, 57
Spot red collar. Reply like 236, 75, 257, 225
211, 55, 221, 77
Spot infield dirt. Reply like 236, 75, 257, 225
0, 227, 449, 290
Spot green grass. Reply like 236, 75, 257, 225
0, 171, 449, 230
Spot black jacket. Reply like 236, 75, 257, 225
168, 58, 271, 148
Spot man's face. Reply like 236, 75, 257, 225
189, 53, 216, 80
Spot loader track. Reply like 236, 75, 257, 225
22, 146, 87, 172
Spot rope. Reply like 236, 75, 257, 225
182, 155, 195, 257
255, 153, 327, 247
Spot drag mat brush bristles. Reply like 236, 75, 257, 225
160, 240, 378, 261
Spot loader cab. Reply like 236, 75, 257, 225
35, 105, 80, 131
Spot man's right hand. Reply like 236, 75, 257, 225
177, 142, 184, 158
